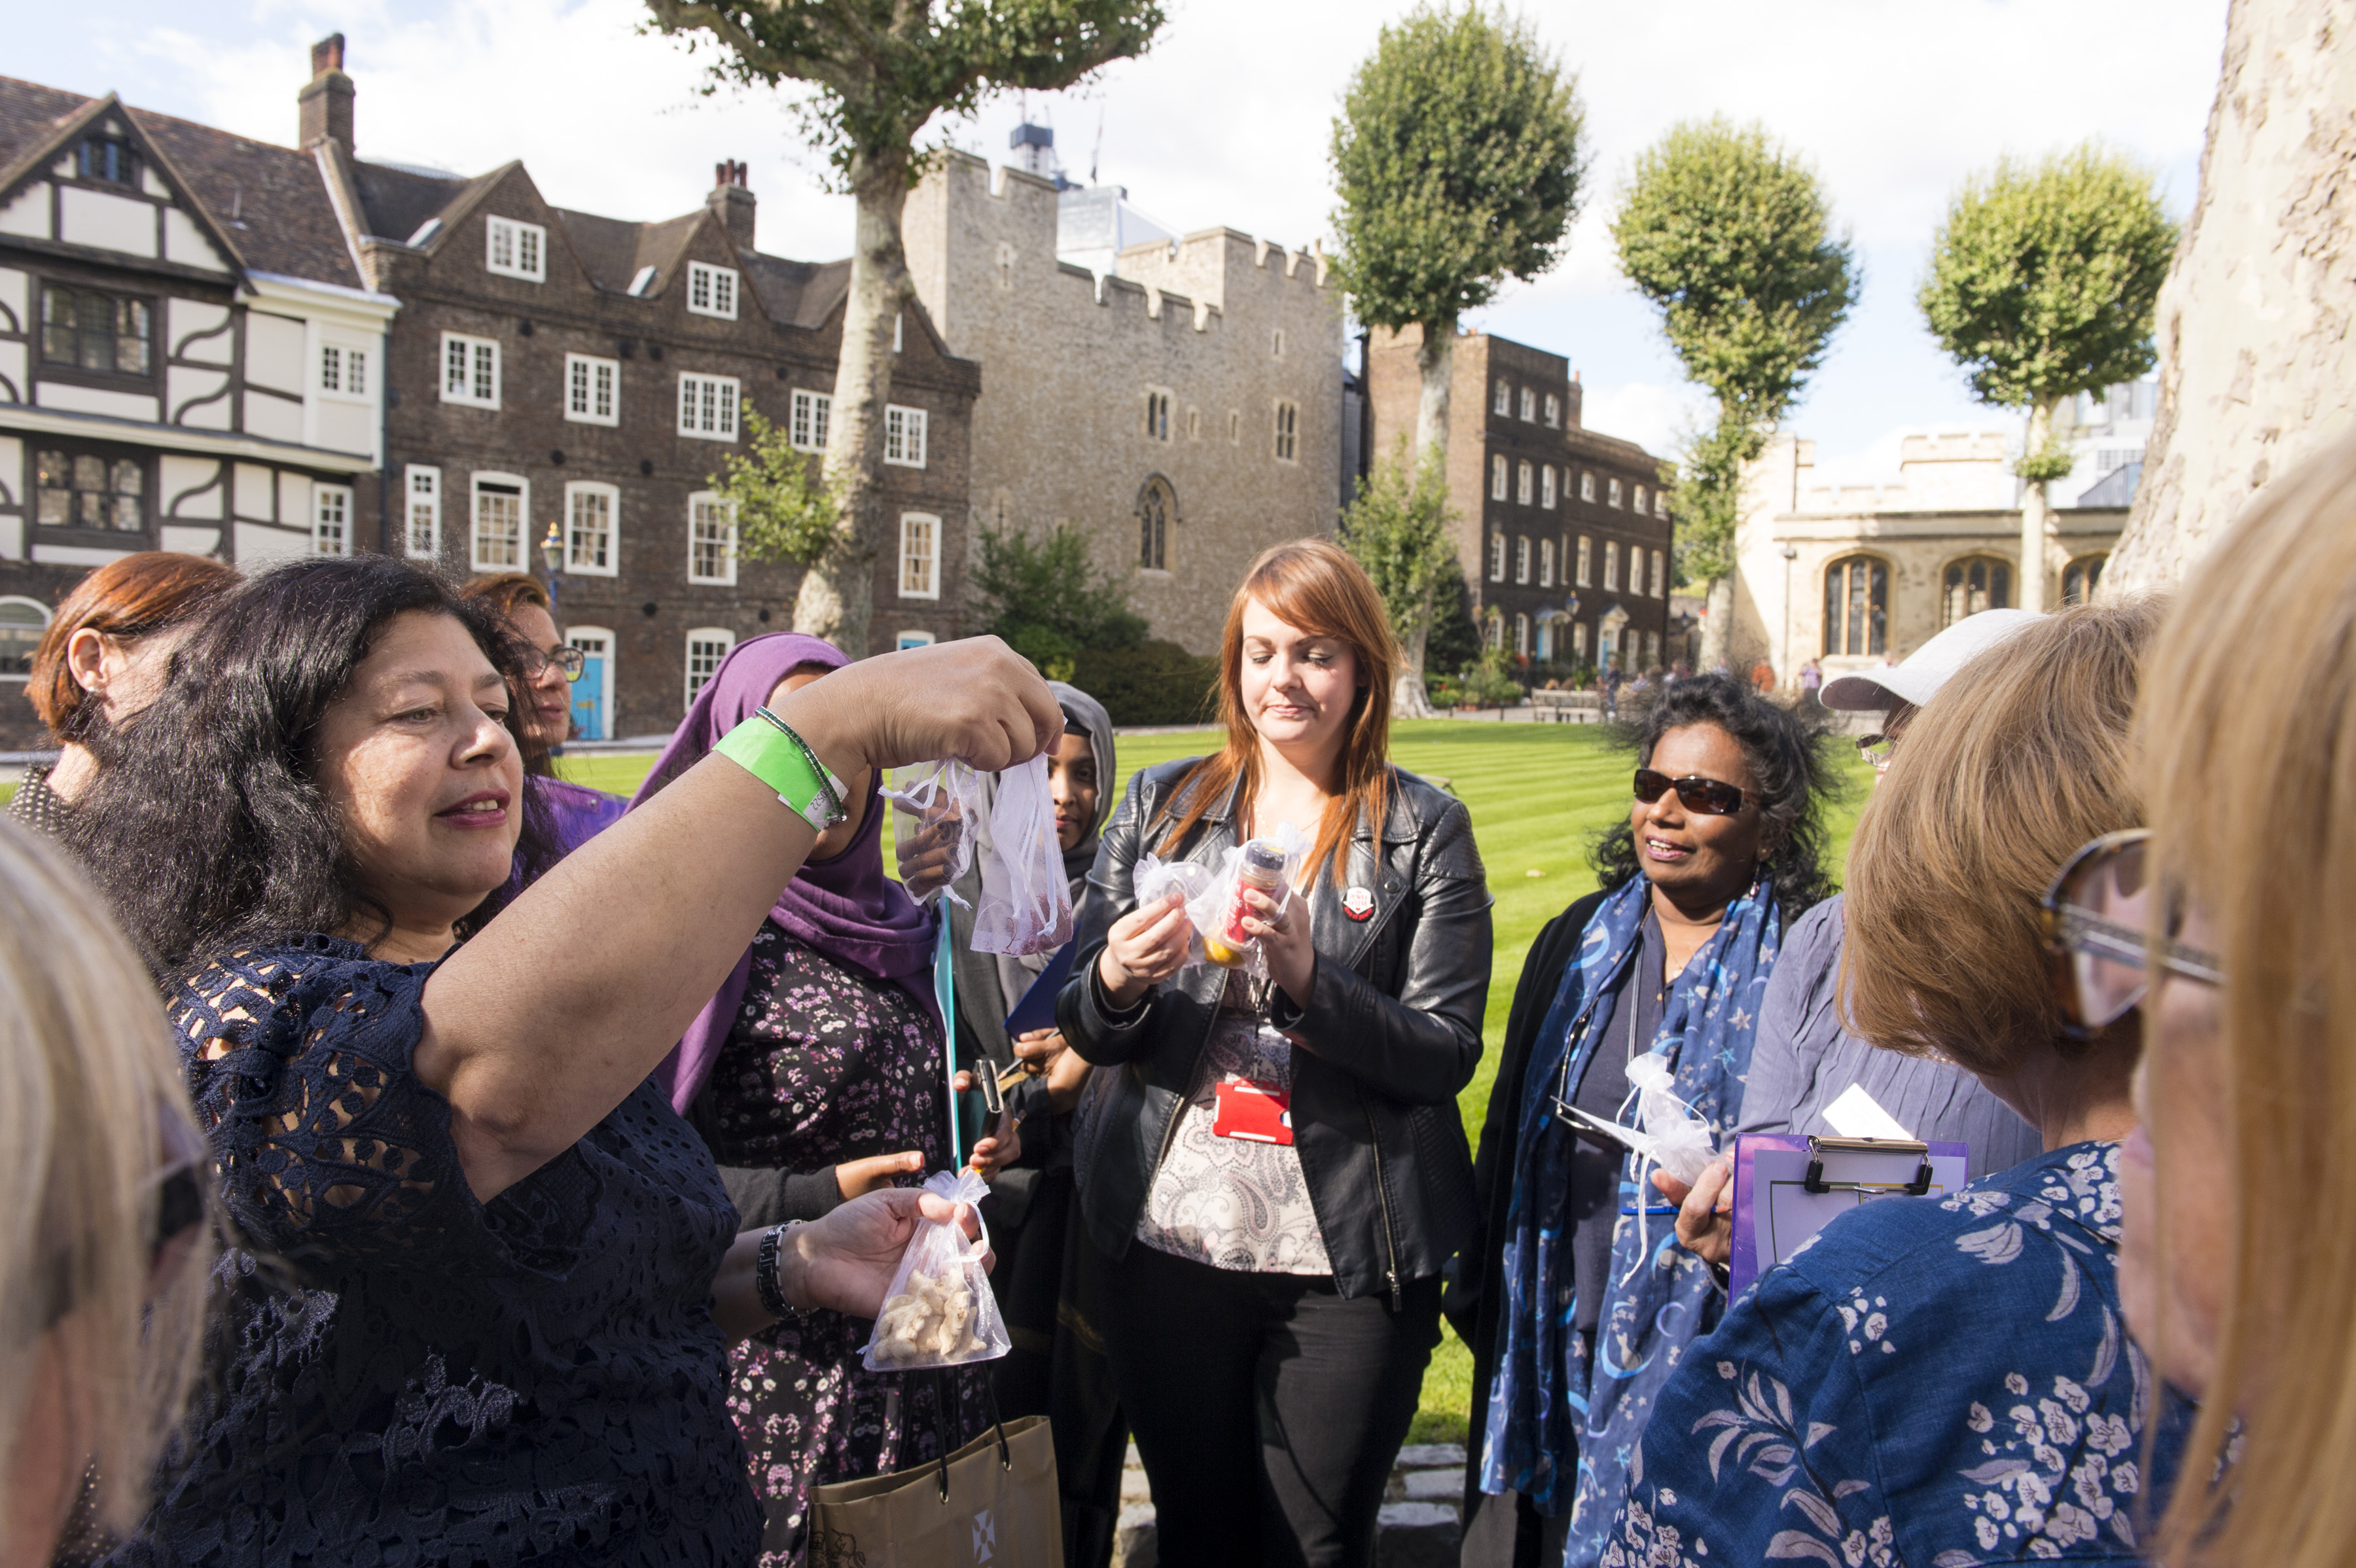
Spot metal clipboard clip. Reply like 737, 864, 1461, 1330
1802, 1135, 1935, 1196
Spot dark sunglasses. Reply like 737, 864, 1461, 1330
2040, 829, 2224, 1038
1633, 768, 1745, 816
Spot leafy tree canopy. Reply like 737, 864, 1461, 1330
1614, 117, 1856, 425
1340, 441, 1457, 640
971, 524, 1146, 681
1329, 4, 1586, 331
712, 403, 842, 566
1918, 143, 2177, 409
648, 0, 1166, 189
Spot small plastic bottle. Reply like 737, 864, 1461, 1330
1204, 839, 1289, 968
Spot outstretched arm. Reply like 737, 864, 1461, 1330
418, 639, 1061, 1202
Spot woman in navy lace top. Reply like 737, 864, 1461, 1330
60, 558, 1062, 1568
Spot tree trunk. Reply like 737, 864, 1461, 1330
2102, 0, 2356, 594
1700, 575, 1734, 669
1391, 590, 1436, 719
2017, 397, 2057, 613
795, 142, 912, 656
1412, 318, 1456, 463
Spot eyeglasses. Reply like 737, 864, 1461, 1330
519, 644, 586, 684
41, 1158, 207, 1328
1856, 734, 1896, 774
2041, 829, 2224, 1037
1633, 768, 1746, 816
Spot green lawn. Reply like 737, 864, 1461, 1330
554, 721, 1871, 1448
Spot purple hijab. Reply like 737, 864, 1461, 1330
631, 633, 938, 1114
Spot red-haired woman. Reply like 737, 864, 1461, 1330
12, 552, 238, 832
1057, 539, 1493, 1567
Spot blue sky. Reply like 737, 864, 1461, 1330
14, 0, 2226, 483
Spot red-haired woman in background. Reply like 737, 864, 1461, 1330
1057, 539, 1494, 1567
11, 552, 237, 832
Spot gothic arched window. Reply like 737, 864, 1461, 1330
1942, 555, 2013, 626
1823, 554, 1889, 656
2062, 554, 2107, 605
1137, 476, 1174, 571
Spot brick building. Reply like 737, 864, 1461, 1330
0, 65, 397, 744
0, 39, 981, 745
1368, 327, 1674, 674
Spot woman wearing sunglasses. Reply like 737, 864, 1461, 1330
1457, 674, 1838, 1567
1607, 601, 2184, 1567
2086, 437, 2356, 1568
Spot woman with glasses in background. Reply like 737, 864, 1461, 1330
1458, 675, 1838, 1568
461, 574, 627, 887
1607, 601, 2183, 1567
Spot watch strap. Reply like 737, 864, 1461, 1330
715, 715, 849, 832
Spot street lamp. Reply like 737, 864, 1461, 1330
1779, 543, 1800, 687
539, 520, 564, 613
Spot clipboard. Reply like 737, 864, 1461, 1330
1002, 940, 1076, 1038
1728, 1133, 1969, 1298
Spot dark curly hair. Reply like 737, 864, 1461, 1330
1590, 673, 1844, 918
62, 556, 561, 973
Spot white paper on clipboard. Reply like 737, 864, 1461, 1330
1728, 1134, 1971, 1296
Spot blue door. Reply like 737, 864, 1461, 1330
571, 652, 606, 740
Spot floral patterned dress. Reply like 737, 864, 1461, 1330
692, 920, 990, 1567
1604, 1142, 2186, 1568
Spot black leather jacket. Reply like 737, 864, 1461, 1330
1056, 759, 1493, 1303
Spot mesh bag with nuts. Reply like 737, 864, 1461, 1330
859, 1168, 1010, 1372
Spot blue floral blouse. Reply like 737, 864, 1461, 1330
119, 937, 761, 1568
1604, 1143, 2183, 1568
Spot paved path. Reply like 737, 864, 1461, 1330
1113, 1442, 1467, 1567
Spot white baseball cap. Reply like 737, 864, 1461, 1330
1819, 608, 2047, 712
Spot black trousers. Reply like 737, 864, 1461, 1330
1099, 1239, 1442, 1568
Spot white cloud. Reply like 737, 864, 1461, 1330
1577, 381, 1711, 465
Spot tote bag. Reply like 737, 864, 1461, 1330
808, 1412, 1060, 1568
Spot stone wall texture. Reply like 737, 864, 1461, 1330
2104, 0, 2356, 592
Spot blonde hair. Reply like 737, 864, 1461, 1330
2139, 432, 2356, 1566
0, 821, 211, 1542
1843, 599, 2162, 1073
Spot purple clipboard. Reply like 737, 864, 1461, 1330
1728, 1133, 1970, 1298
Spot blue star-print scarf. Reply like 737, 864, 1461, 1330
1478, 870, 1782, 1567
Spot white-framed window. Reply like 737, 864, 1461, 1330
896, 630, 937, 650
687, 491, 738, 584
0, 599, 50, 684
470, 473, 527, 571
685, 628, 735, 707
1490, 455, 1508, 501
1605, 540, 1620, 590
1514, 612, 1530, 654
893, 312, 904, 353
1514, 535, 1531, 584
1652, 549, 1667, 598
1656, 490, 1670, 520
1143, 389, 1171, 441
885, 404, 929, 467
567, 626, 614, 741
565, 354, 618, 425
1580, 471, 1597, 503
1488, 531, 1505, 582
1541, 465, 1557, 508
1634, 484, 1648, 514
1518, 387, 1535, 421
403, 465, 441, 560
1516, 461, 1534, 505
686, 261, 739, 320
1577, 535, 1592, 586
1493, 380, 1510, 416
791, 389, 831, 452
1544, 393, 1560, 429
440, 332, 499, 409
1540, 537, 1557, 587
313, 484, 351, 556
319, 342, 370, 401
1608, 477, 1624, 508
677, 373, 740, 441
565, 482, 618, 576
1274, 401, 1298, 463
486, 216, 546, 282
899, 512, 940, 599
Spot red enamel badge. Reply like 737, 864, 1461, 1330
1342, 886, 1375, 921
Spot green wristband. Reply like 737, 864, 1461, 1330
715, 715, 850, 831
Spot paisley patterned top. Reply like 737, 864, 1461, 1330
1605, 1143, 2183, 1568
691, 921, 989, 1568
1135, 1007, 1332, 1275
122, 936, 759, 1568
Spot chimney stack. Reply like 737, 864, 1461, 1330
298, 33, 355, 154
707, 160, 755, 251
